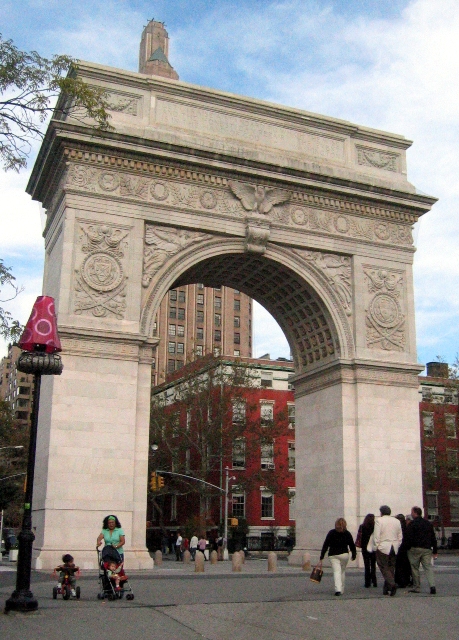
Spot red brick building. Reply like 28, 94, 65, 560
419, 362, 459, 545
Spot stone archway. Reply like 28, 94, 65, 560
25, 58, 435, 569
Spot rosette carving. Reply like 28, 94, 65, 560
363, 267, 405, 351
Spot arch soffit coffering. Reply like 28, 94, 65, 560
140, 237, 355, 372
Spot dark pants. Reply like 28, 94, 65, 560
376, 547, 396, 592
362, 550, 377, 587
175, 546, 182, 561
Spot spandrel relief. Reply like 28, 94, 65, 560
363, 267, 406, 351
74, 223, 129, 319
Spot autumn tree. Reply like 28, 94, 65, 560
149, 355, 290, 530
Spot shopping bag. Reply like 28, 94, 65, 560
310, 562, 323, 583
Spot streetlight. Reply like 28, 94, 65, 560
5, 296, 63, 614
223, 466, 236, 561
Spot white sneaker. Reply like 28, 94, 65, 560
57, 583, 61, 588
71, 589, 76, 597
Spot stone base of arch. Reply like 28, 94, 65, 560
288, 360, 423, 566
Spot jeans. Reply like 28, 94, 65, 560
407, 547, 435, 590
329, 553, 350, 593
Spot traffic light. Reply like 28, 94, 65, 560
157, 475, 165, 489
150, 472, 157, 491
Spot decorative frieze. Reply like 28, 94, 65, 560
143, 225, 210, 287
357, 146, 399, 172
363, 267, 406, 352
228, 180, 291, 215
107, 91, 142, 116
74, 223, 129, 319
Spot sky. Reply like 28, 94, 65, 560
1, 0, 458, 368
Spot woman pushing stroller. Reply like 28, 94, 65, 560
97, 514, 125, 560
96, 514, 134, 600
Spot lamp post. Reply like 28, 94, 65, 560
5, 297, 63, 614
223, 466, 236, 561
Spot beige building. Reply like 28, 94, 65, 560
153, 284, 252, 385
0, 344, 34, 427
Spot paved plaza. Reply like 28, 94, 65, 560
1, 555, 458, 639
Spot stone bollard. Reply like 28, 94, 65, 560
240, 550, 246, 564
302, 552, 311, 571
267, 551, 277, 572
232, 551, 242, 572
195, 551, 205, 573
183, 549, 191, 564
210, 550, 218, 564
154, 550, 162, 567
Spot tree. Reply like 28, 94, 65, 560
149, 355, 290, 529
0, 399, 27, 524
0, 259, 23, 341
0, 34, 112, 172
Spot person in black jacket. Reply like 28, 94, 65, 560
320, 518, 356, 596
406, 506, 438, 594
357, 513, 377, 588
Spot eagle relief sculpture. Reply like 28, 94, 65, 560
228, 180, 290, 215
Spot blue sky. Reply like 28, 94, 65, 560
1, 0, 458, 368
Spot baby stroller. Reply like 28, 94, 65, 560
97, 546, 134, 601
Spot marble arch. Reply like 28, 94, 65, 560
26, 59, 436, 569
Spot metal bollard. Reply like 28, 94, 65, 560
267, 551, 277, 572
195, 551, 205, 572
302, 552, 311, 571
154, 550, 162, 566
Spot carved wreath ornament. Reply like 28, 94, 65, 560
74, 224, 128, 319
364, 268, 405, 351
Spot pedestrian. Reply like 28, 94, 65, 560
190, 532, 198, 560
394, 514, 412, 588
319, 517, 356, 596
406, 506, 438, 594
373, 505, 403, 596
198, 534, 207, 559
356, 513, 377, 588
161, 534, 169, 556
175, 531, 183, 561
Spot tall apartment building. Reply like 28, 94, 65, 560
153, 284, 252, 385
0, 344, 34, 427
419, 362, 459, 544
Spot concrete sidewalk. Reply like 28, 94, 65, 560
2, 557, 459, 639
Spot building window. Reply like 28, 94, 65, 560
422, 387, 433, 401
260, 402, 274, 427
168, 324, 176, 337
261, 490, 274, 519
214, 313, 221, 326
425, 448, 436, 476
178, 290, 186, 303
197, 327, 204, 340
197, 283, 204, 289
197, 293, 204, 305
232, 438, 246, 468
153, 321, 157, 335
169, 290, 177, 301
177, 308, 185, 320
169, 307, 177, 319
260, 371, 273, 388
234, 289, 240, 295
177, 325, 185, 337
234, 299, 240, 311
232, 400, 246, 425
234, 316, 240, 328
168, 342, 176, 354
289, 489, 296, 521
177, 343, 184, 354
197, 310, 204, 323
447, 449, 459, 477
167, 359, 175, 373
214, 286, 221, 291
446, 414, 457, 438
426, 492, 438, 520
213, 347, 221, 356
288, 442, 295, 470
261, 442, 274, 469
450, 492, 459, 522
232, 493, 245, 518
196, 345, 203, 356
288, 403, 295, 429
422, 412, 434, 437
215, 297, 222, 309
171, 494, 177, 520
214, 330, 221, 342
234, 333, 240, 344
234, 350, 240, 357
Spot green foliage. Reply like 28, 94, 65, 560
0, 259, 23, 341
0, 34, 112, 172
0, 400, 28, 524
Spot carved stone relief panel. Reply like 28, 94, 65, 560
74, 222, 129, 319
142, 225, 211, 287
356, 146, 399, 172
363, 266, 406, 351
107, 91, 142, 116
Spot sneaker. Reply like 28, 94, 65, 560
430, 587, 436, 595
71, 589, 76, 597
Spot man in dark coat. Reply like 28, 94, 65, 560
406, 506, 438, 594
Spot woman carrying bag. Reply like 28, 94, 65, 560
320, 517, 356, 596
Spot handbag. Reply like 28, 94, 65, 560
355, 525, 362, 548
310, 561, 323, 583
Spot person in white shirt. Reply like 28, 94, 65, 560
175, 531, 183, 562
190, 533, 199, 560
373, 505, 403, 596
